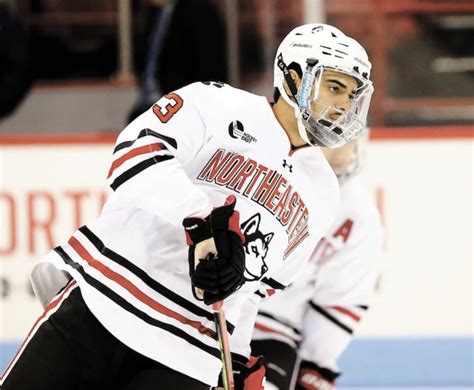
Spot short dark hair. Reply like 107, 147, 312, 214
273, 62, 303, 102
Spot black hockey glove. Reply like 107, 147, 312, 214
214, 355, 266, 390
182, 195, 246, 305
233, 355, 266, 390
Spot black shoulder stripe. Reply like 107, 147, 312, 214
309, 301, 353, 335
110, 155, 174, 191
114, 128, 178, 154
261, 277, 286, 290
358, 305, 369, 310
54, 247, 221, 358
78, 226, 235, 334
258, 311, 301, 335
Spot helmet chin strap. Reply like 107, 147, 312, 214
296, 116, 312, 145
276, 53, 299, 98
277, 54, 321, 147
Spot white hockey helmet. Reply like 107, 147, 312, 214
274, 24, 374, 148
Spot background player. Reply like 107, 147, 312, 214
251, 133, 384, 389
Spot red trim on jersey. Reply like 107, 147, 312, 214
68, 236, 216, 338
266, 289, 275, 297
0, 281, 77, 381
254, 321, 298, 343
330, 306, 361, 322
228, 211, 246, 244
107, 143, 167, 178
289, 143, 311, 156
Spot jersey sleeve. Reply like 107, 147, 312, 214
229, 298, 260, 360
249, 252, 315, 347
105, 83, 214, 225
230, 272, 298, 361
298, 216, 383, 373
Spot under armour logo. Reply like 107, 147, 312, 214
282, 159, 293, 172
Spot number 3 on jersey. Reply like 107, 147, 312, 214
152, 93, 184, 123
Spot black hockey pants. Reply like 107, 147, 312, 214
251, 339, 299, 390
1, 282, 209, 390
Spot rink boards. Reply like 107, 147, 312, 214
0, 128, 472, 386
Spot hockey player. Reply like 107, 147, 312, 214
251, 134, 384, 389
1, 24, 373, 390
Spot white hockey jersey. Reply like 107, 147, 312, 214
30, 82, 340, 386
253, 175, 383, 374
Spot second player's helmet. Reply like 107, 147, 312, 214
274, 24, 374, 148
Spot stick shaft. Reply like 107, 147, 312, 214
213, 301, 234, 390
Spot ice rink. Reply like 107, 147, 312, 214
2, 337, 472, 387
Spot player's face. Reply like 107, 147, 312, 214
311, 70, 359, 120
322, 139, 357, 175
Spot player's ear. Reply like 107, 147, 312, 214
283, 69, 301, 99
289, 69, 301, 86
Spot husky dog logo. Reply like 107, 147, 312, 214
241, 213, 274, 281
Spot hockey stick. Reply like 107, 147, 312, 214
212, 300, 234, 390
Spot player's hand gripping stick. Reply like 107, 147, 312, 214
182, 195, 246, 305
183, 196, 246, 388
